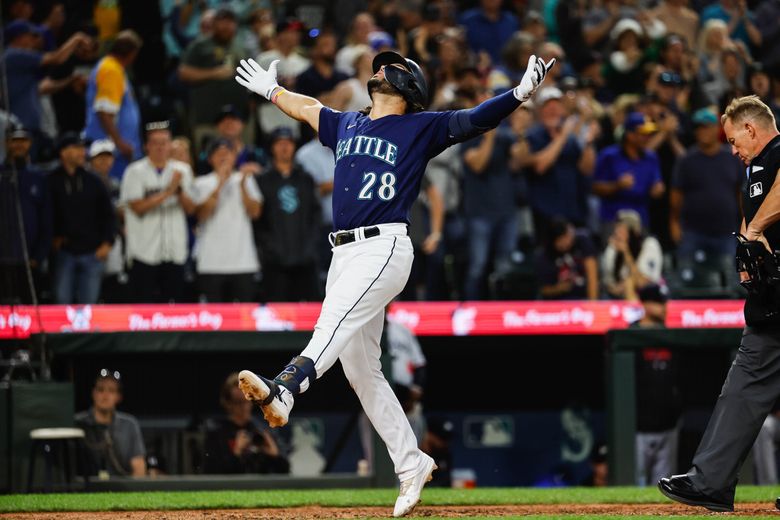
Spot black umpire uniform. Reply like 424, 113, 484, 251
662, 134, 780, 510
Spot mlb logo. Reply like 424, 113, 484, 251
750, 182, 763, 198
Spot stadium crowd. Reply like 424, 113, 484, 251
2, 0, 780, 305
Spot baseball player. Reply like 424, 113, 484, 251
234, 51, 554, 517
659, 96, 780, 512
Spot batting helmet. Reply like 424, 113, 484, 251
372, 51, 428, 112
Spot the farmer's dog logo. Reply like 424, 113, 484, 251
63, 306, 92, 332
750, 182, 763, 198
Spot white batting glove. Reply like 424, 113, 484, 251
235, 58, 280, 100
513, 55, 556, 102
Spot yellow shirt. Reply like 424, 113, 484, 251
93, 55, 126, 115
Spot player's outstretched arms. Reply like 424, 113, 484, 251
449, 55, 555, 142
235, 59, 324, 132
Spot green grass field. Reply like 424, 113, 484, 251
1, 486, 779, 519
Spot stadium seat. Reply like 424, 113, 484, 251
27, 428, 89, 492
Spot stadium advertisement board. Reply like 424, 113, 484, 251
0, 301, 746, 339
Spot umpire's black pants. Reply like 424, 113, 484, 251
688, 326, 780, 505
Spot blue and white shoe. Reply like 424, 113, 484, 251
238, 370, 294, 428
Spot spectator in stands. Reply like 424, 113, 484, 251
753, 405, 780, 484
747, 65, 780, 123
0, 126, 51, 304
49, 133, 115, 304
700, 0, 762, 52
296, 133, 336, 283
254, 127, 320, 302
84, 30, 143, 179
75, 369, 146, 477
582, 443, 609, 486
631, 284, 682, 487
649, 0, 699, 50
655, 34, 698, 89
458, 0, 518, 66
87, 139, 126, 303
643, 74, 691, 249
422, 128, 464, 301
4, 20, 91, 159
255, 18, 309, 140
536, 218, 599, 300
179, 7, 247, 151
161, 0, 212, 59
332, 46, 374, 112
593, 112, 665, 227
582, 0, 664, 50
404, 3, 447, 68
602, 209, 663, 300
296, 31, 349, 107
754, 1, 780, 72
670, 108, 742, 266
192, 139, 261, 303
335, 12, 375, 76
697, 19, 740, 107
0, 110, 22, 165
196, 105, 266, 176
430, 35, 475, 110
526, 87, 597, 233
461, 89, 519, 300
204, 373, 289, 474
170, 136, 193, 167
603, 18, 648, 95
121, 122, 196, 303
403, 177, 445, 301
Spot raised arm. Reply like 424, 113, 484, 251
449, 56, 555, 143
236, 59, 323, 131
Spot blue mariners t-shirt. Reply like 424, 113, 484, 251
318, 108, 455, 231
594, 144, 662, 225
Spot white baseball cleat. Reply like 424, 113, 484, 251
237, 370, 294, 428
393, 453, 437, 517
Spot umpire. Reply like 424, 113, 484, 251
659, 95, 780, 511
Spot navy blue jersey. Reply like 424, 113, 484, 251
318, 108, 456, 231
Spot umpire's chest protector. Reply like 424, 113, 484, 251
742, 135, 780, 326
743, 135, 780, 248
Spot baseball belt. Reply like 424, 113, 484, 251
333, 226, 381, 247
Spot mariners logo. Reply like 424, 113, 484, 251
749, 182, 763, 198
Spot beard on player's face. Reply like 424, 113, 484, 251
367, 77, 403, 101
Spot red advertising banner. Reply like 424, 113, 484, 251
0, 301, 747, 340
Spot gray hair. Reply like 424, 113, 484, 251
721, 95, 777, 130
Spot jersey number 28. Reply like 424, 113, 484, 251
358, 172, 396, 201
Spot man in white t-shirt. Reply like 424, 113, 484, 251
192, 138, 262, 302
120, 121, 196, 302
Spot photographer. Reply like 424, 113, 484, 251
75, 370, 146, 477
204, 373, 289, 474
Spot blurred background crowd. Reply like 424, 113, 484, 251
2, 0, 780, 306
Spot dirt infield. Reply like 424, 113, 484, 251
2, 503, 779, 519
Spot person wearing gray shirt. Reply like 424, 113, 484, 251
74, 369, 146, 477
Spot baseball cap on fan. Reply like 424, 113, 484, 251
692, 108, 718, 127
269, 126, 295, 144
623, 112, 658, 134
3, 20, 41, 44
535, 86, 564, 106
88, 139, 116, 159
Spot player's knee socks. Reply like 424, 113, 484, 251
274, 356, 316, 395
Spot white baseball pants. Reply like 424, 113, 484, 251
299, 223, 422, 480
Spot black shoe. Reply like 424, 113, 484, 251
658, 475, 734, 512
775, 497, 779, 511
